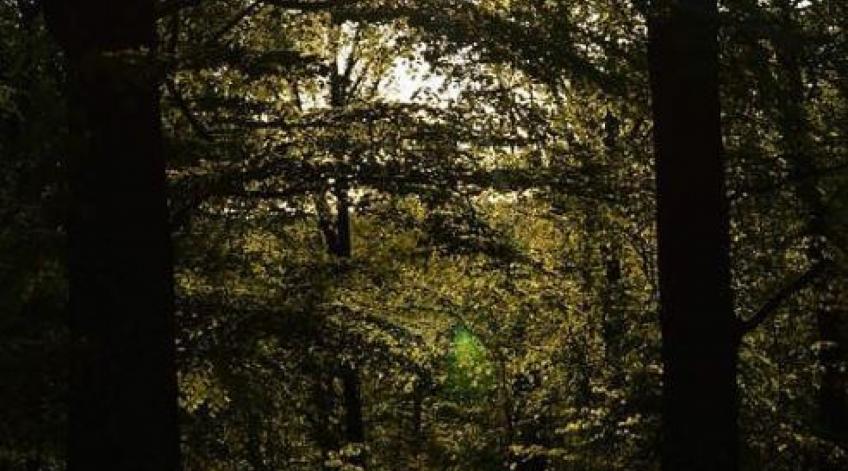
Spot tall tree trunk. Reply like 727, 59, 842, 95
316, 181, 366, 465
313, 47, 366, 462
43, 2, 181, 470
601, 111, 626, 367
647, 1, 739, 471
325, 53, 366, 460
333, 186, 366, 460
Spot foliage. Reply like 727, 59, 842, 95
2, 0, 848, 470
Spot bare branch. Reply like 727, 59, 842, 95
738, 261, 829, 336
158, 0, 356, 17
206, 0, 264, 45
165, 80, 214, 141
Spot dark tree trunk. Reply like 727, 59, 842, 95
601, 239, 624, 364
817, 308, 848, 448
647, 1, 739, 471
313, 45, 367, 457
315, 180, 366, 465
601, 111, 625, 367
326, 57, 365, 459
43, 2, 181, 470
341, 364, 365, 447
333, 186, 366, 459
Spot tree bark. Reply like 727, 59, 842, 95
332, 186, 366, 462
341, 362, 365, 448
324, 55, 366, 461
43, 2, 181, 470
647, 1, 739, 471
315, 181, 366, 466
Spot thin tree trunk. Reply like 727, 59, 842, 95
311, 100, 366, 465
647, 1, 739, 471
601, 111, 625, 367
316, 180, 366, 465
333, 186, 366, 460
341, 363, 365, 447
43, 1, 181, 471
325, 50, 366, 461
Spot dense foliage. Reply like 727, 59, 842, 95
1, 0, 847, 470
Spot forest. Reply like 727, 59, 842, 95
1, 0, 847, 470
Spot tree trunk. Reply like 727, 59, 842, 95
313, 50, 366, 461
316, 181, 366, 465
43, 2, 181, 470
333, 186, 366, 461
341, 364, 365, 447
647, 1, 739, 471
601, 111, 626, 367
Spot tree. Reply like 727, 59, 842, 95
0, 2, 67, 468
8, 1, 847, 470
42, 1, 181, 469
647, 1, 739, 470
769, 0, 848, 463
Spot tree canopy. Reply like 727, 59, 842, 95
1, 0, 847, 470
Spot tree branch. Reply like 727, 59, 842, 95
158, 0, 357, 17
738, 261, 829, 335
206, 0, 264, 45
165, 80, 214, 141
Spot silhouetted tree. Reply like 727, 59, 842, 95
43, 1, 181, 470
647, 1, 738, 470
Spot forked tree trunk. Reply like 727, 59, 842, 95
43, 1, 181, 470
647, 1, 739, 470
